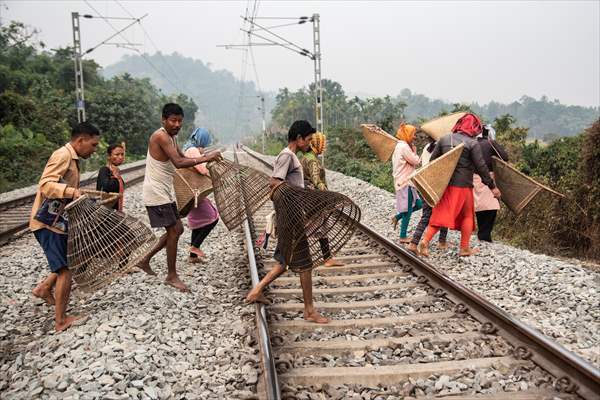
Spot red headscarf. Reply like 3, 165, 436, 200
451, 113, 482, 137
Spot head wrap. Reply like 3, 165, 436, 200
395, 123, 417, 143
309, 132, 327, 155
482, 124, 496, 140
183, 127, 211, 151
451, 113, 482, 137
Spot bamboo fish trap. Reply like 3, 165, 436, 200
409, 143, 465, 207
270, 182, 361, 273
173, 167, 213, 217
360, 124, 399, 162
420, 112, 467, 141
207, 159, 271, 230
65, 195, 158, 293
492, 156, 564, 215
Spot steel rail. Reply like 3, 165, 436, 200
233, 145, 281, 400
239, 144, 600, 400
0, 160, 147, 244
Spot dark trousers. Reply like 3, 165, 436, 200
411, 203, 448, 245
476, 210, 497, 242
190, 219, 218, 257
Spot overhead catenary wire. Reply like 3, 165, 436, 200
113, 0, 185, 92
83, 0, 183, 93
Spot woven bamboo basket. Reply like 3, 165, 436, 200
420, 112, 467, 141
270, 182, 361, 273
409, 143, 465, 207
173, 167, 213, 217
80, 189, 120, 208
65, 195, 158, 293
207, 159, 271, 230
360, 124, 399, 162
492, 156, 564, 215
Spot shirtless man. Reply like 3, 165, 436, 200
245, 120, 329, 324
138, 103, 222, 291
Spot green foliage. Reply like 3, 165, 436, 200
0, 20, 197, 191
103, 53, 268, 143
0, 124, 53, 192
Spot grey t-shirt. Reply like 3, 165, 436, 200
272, 147, 304, 188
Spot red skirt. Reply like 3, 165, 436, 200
429, 186, 475, 231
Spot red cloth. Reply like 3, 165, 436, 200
452, 113, 482, 137
429, 185, 475, 231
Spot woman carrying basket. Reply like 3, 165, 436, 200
418, 114, 501, 257
182, 128, 220, 263
391, 124, 422, 244
96, 143, 125, 211
298, 132, 345, 267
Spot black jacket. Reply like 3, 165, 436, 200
96, 166, 123, 210
477, 138, 509, 171
431, 132, 495, 189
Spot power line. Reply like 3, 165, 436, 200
83, 0, 183, 93
113, 0, 185, 91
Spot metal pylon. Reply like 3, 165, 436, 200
72, 12, 86, 122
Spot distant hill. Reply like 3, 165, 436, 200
397, 89, 599, 139
102, 52, 274, 144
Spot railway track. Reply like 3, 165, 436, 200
236, 145, 599, 400
0, 160, 146, 245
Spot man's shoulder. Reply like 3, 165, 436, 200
50, 145, 71, 162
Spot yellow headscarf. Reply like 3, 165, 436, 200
396, 123, 417, 144
310, 132, 327, 155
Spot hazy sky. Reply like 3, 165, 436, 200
3, 0, 599, 107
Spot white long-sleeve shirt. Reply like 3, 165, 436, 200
392, 141, 420, 191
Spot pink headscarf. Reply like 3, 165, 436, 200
451, 113, 482, 137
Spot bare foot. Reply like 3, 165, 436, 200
188, 256, 202, 264
324, 258, 344, 267
32, 286, 55, 305
459, 247, 480, 257
406, 242, 419, 255
245, 288, 268, 304
398, 237, 411, 244
438, 241, 449, 250
304, 310, 329, 324
136, 259, 157, 276
189, 246, 206, 258
165, 276, 190, 292
417, 241, 430, 257
244, 291, 271, 305
55, 315, 82, 332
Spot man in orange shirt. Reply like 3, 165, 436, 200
30, 122, 100, 332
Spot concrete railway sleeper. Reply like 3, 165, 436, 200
237, 145, 599, 400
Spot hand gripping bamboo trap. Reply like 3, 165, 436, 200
360, 124, 399, 162
270, 182, 361, 273
492, 156, 565, 215
173, 167, 213, 217
409, 143, 465, 207
420, 112, 467, 141
65, 195, 158, 293
207, 159, 271, 230
80, 189, 121, 208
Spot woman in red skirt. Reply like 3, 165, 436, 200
418, 114, 501, 257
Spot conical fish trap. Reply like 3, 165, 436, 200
360, 124, 399, 162
271, 182, 361, 273
410, 143, 465, 207
65, 195, 158, 293
207, 159, 271, 230
173, 167, 213, 217
492, 156, 564, 215
420, 112, 466, 141
80, 188, 120, 208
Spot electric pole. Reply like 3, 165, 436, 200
312, 14, 323, 134
259, 95, 266, 153
72, 12, 86, 122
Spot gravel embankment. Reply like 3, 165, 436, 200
0, 186, 260, 400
